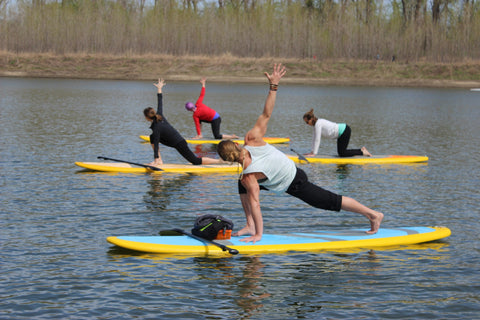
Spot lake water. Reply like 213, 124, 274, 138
1, 77, 479, 319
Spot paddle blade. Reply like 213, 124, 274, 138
159, 229, 183, 236
97, 156, 163, 171
290, 149, 309, 163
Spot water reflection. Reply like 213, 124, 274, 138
105, 240, 452, 318
143, 174, 196, 211
192, 144, 218, 158
233, 256, 270, 318
2, 77, 478, 319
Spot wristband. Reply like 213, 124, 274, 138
269, 84, 278, 91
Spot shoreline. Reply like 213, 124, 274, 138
1, 52, 480, 88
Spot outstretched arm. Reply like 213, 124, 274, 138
196, 78, 206, 105
245, 64, 286, 146
154, 78, 166, 115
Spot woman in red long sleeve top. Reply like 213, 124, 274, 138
185, 78, 239, 140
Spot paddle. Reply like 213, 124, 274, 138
159, 228, 239, 255
290, 148, 310, 163
97, 156, 163, 171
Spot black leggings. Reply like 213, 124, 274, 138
173, 140, 202, 165
201, 117, 222, 139
238, 168, 342, 212
337, 125, 363, 157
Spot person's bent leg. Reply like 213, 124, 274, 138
211, 118, 223, 139
337, 125, 363, 157
212, 117, 239, 140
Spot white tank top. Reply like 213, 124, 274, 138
243, 144, 296, 193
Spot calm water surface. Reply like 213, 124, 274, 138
1, 77, 479, 319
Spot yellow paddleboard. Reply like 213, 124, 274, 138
139, 135, 290, 145
287, 154, 429, 164
75, 162, 241, 174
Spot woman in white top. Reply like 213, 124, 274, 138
303, 109, 372, 157
217, 64, 383, 244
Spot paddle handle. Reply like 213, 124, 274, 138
97, 156, 163, 171
172, 228, 239, 255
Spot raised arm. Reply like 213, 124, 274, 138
244, 64, 287, 146
196, 77, 206, 106
153, 78, 166, 116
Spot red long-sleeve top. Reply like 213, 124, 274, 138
193, 87, 218, 135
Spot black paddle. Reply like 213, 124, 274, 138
290, 148, 310, 163
159, 228, 239, 255
97, 156, 163, 171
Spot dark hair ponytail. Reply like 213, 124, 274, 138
143, 107, 162, 121
303, 108, 317, 123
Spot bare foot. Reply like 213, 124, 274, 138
239, 234, 262, 244
361, 147, 372, 157
365, 212, 384, 234
232, 225, 255, 237
221, 134, 239, 140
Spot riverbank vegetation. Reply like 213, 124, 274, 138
1, 0, 479, 61
1, 51, 479, 87
0, 0, 479, 86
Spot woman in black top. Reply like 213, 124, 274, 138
143, 78, 221, 167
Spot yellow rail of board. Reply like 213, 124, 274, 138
75, 162, 241, 173
107, 226, 450, 256
287, 154, 428, 164
139, 135, 290, 145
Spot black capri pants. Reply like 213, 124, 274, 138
201, 117, 222, 139
337, 125, 363, 157
238, 167, 342, 212
173, 140, 202, 165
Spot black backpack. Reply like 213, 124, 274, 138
191, 214, 234, 240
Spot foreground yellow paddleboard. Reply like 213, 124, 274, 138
107, 226, 451, 256
139, 135, 290, 145
75, 162, 241, 174
287, 154, 428, 164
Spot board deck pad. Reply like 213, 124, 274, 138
75, 161, 241, 173
287, 154, 428, 164
107, 226, 451, 256
139, 135, 290, 145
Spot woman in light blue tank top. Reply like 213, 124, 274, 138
217, 64, 384, 244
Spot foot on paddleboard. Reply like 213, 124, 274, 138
361, 147, 372, 157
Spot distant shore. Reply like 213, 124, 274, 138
1, 52, 479, 88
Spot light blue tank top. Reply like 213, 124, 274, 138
338, 123, 346, 137
243, 144, 296, 193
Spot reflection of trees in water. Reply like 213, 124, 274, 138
143, 174, 195, 211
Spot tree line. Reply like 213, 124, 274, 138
0, 0, 478, 62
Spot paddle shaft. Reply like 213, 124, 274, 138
290, 148, 310, 163
97, 156, 163, 171
170, 228, 239, 255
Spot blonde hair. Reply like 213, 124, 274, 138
303, 108, 317, 124
217, 140, 241, 162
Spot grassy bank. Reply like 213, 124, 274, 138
1, 52, 480, 88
